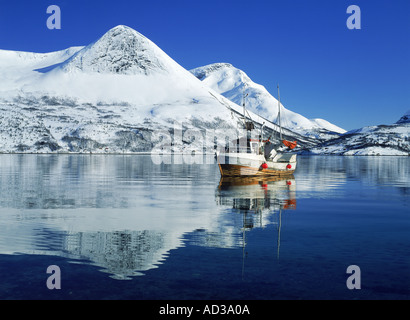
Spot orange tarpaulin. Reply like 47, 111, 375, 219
282, 140, 297, 149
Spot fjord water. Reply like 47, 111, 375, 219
0, 155, 408, 300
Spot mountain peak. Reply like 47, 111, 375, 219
191, 62, 346, 135
106, 25, 148, 41
58, 25, 172, 75
109, 24, 135, 32
190, 63, 236, 80
396, 110, 410, 124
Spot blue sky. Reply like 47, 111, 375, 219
0, 0, 409, 130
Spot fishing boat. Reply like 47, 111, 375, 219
217, 85, 298, 177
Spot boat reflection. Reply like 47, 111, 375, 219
216, 175, 296, 223
215, 175, 297, 261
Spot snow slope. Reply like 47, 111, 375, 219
0, 46, 83, 92
190, 63, 346, 137
0, 25, 326, 153
304, 112, 410, 156
0, 26, 240, 153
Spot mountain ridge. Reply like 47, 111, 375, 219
0, 25, 407, 155
190, 63, 346, 138
58, 25, 174, 75
397, 110, 410, 124
303, 111, 410, 156
0, 26, 281, 153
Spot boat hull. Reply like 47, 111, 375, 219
217, 153, 296, 177
218, 163, 295, 177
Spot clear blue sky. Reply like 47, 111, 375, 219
1, 0, 409, 130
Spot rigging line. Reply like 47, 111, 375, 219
209, 90, 284, 135
245, 109, 254, 123
209, 91, 240, 117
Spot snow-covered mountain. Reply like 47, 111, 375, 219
0, 25, 327, 154
0, 26, 241, 153
1, 25, 405, 156
190, 63, 409, 156
190, 63, 346, 138
304, 111, 410, 156
397, 110, 410, 124
58, 26, 173, 75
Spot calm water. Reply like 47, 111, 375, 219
0, 155, 409, 300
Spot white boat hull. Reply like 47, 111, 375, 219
217, 152, 297, 177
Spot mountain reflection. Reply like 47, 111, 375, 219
0, 155, 408, 280
64, 230, 175, 280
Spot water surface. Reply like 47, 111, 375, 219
0, 155, 409, 300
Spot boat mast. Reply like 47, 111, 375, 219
243, 89, 246, 127
277, 206, 282, 260
277, 84, 283, 141
242, 85, 249, 127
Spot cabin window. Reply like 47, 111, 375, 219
251, 143, 258, 153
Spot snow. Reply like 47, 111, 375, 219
343, 147, 408, 156
305, 123, 410, 156
59, 25, 179, 75
0, 47, 83, 92
0, 26, 257, 153
310, 118, 346, 134
190, 63, 347, 136
0, 25, 407, 156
